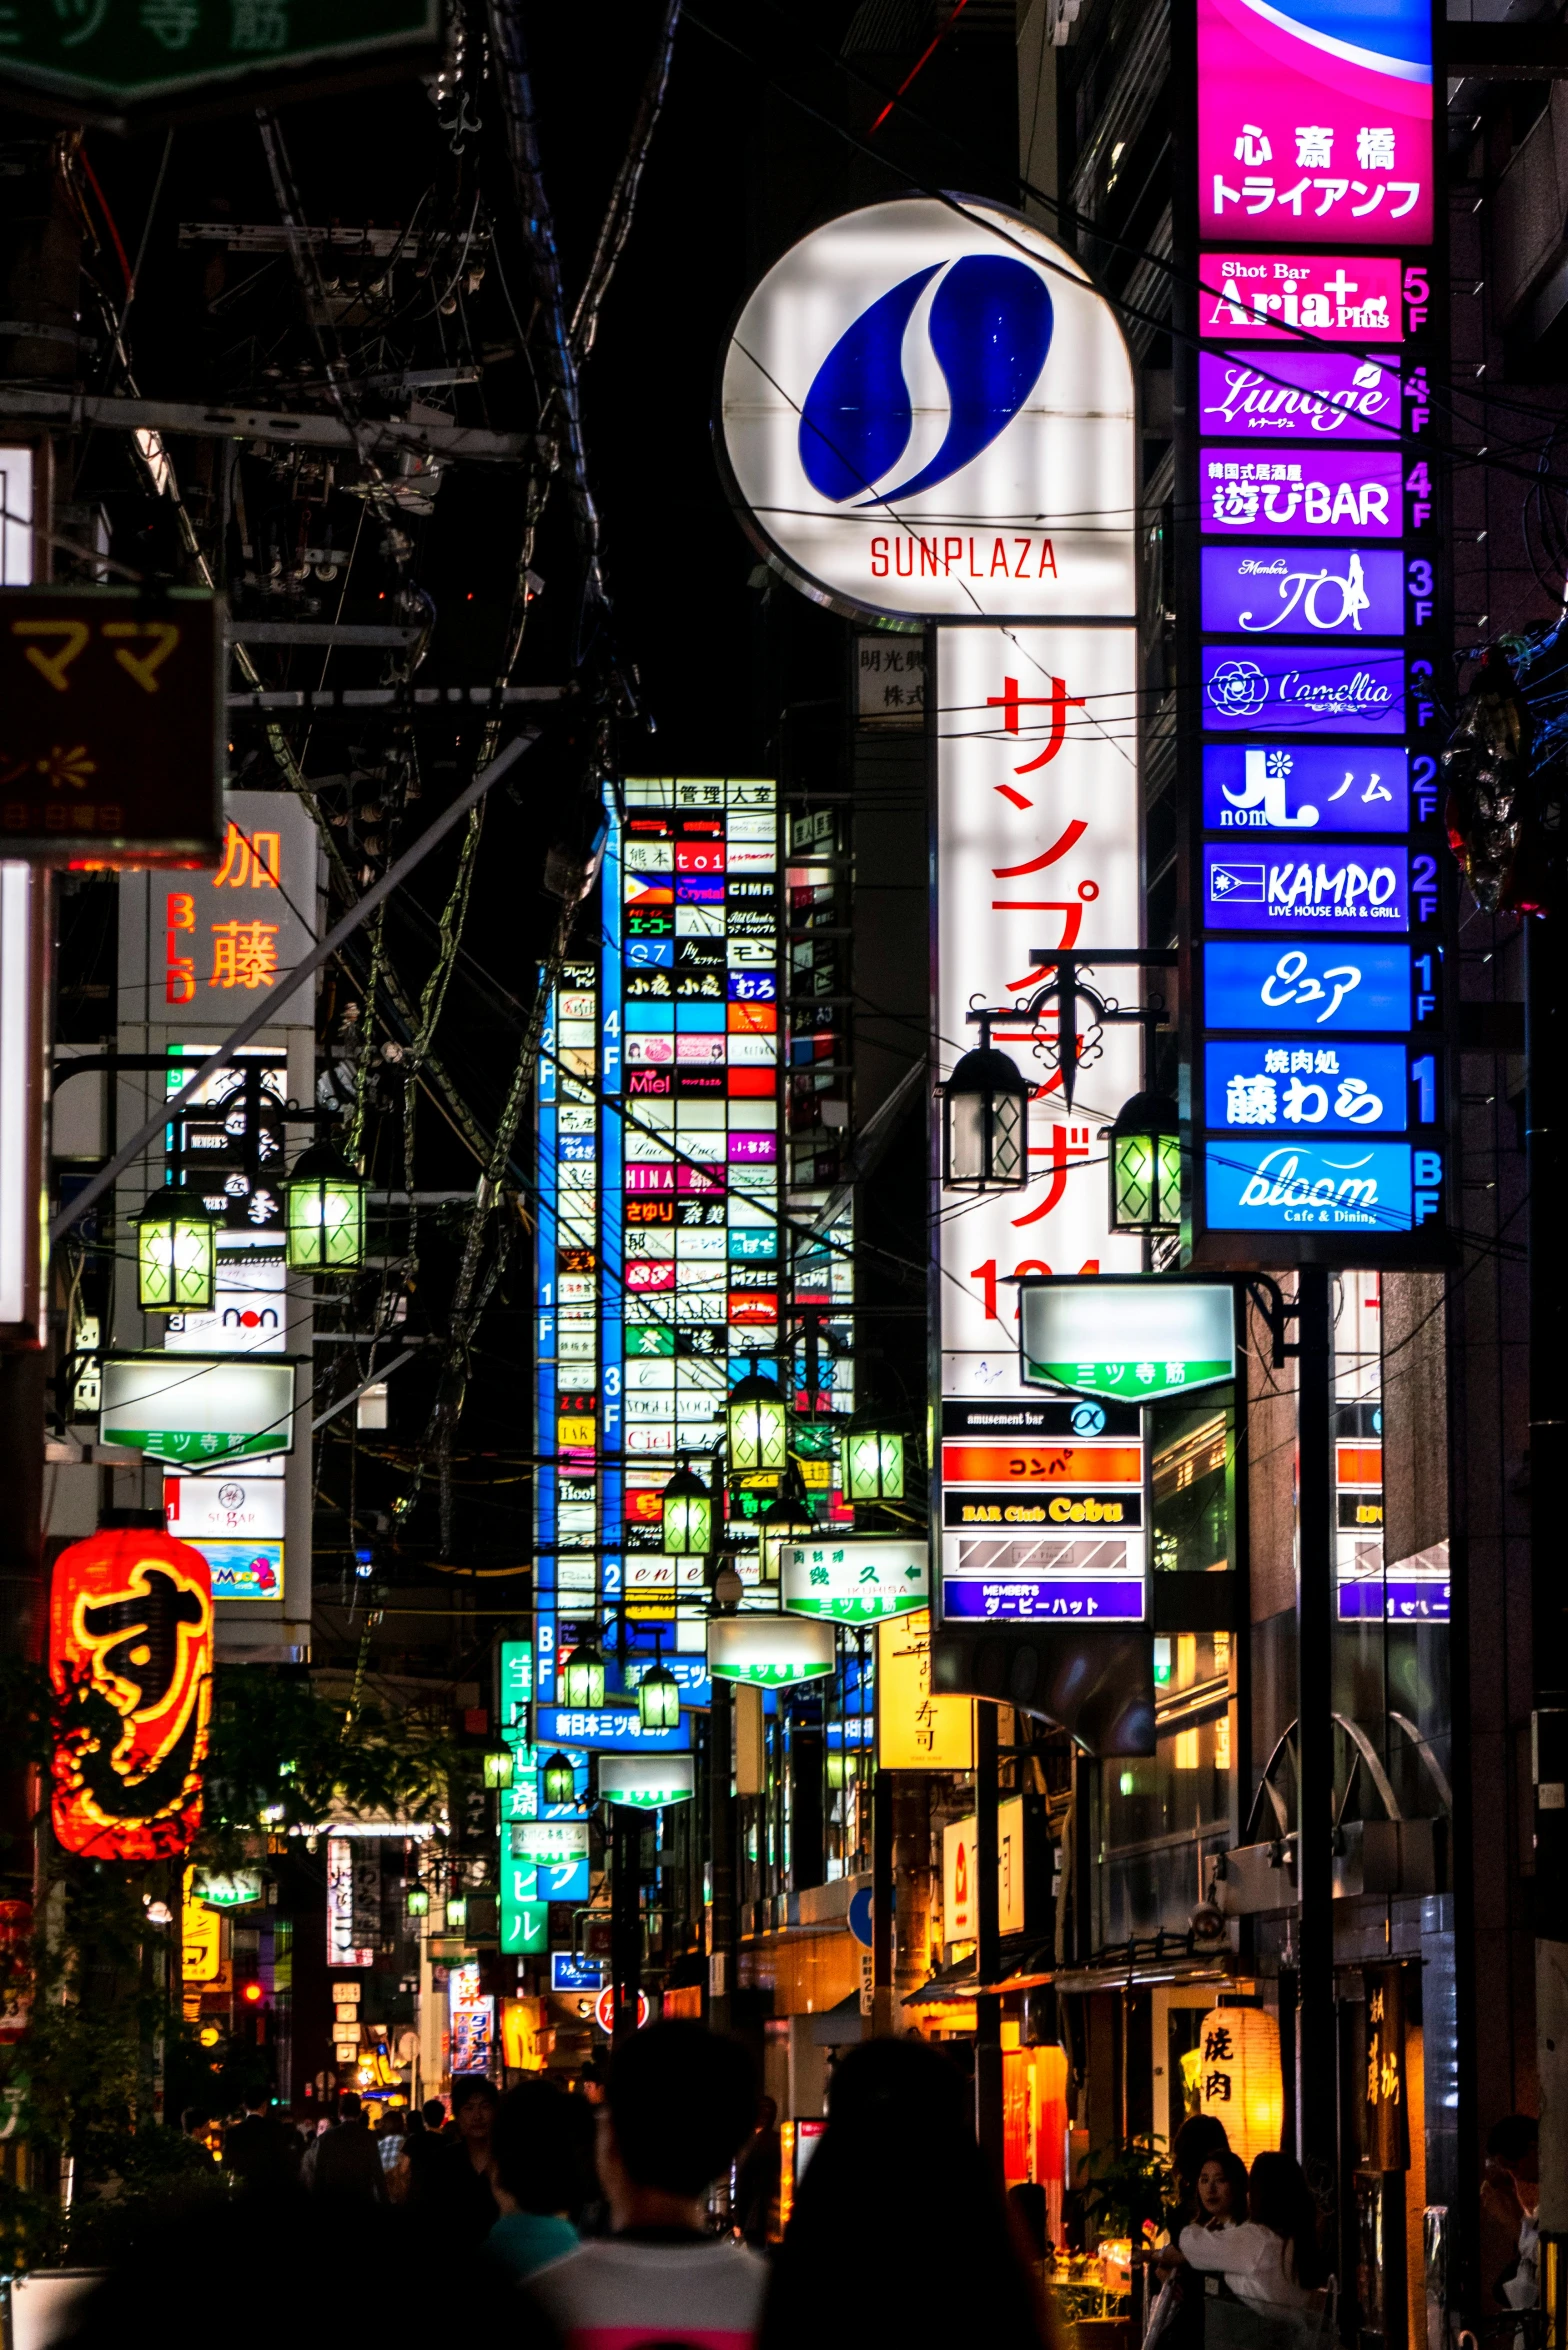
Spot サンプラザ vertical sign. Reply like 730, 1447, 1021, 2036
718, 196, 1149, 1642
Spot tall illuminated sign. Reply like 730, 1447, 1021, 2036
719, 196, 1150, 1648
1181, 0, 1448, 1263
534, 782, 783, 1701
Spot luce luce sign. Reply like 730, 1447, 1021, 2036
0, 589, 220, 864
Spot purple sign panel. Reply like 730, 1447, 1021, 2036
1202, 843, 1409, 931
1203, 646, 1406, 736
1203, 745, 1408, 834
1198, 352, 1401, 442
1338, 1578, 1450, 1622
1201, 546, 1404, 637
1200, 447, 1402, 535
1200, 253, 1406, 342
941, 1580, 1146, 1621
1196, 0, 1435, 248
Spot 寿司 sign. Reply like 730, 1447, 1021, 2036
717, 195, 1135, 623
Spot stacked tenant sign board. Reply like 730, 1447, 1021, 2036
1182, 0, 1450, 1264
719, 196, 1162, 1734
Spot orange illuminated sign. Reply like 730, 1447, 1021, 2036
1336, 1445, 1382, 1487
940, 1443, 1143, 1485
48, 1529, 214, 1860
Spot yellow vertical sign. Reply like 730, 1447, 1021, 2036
876, 1608, 975, 1770
181, 1867, 221, 1983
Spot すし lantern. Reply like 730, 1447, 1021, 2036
1195, 2002, 1283, 2166
48, 1529, 214, 1861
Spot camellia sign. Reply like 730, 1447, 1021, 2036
780, 1538, 928, 1624
1019, 1279, 1237, 1404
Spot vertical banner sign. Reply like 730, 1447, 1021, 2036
718, 195, 1148, 1665
616, 779, 782, 1607
1183, 0, 1448, 1263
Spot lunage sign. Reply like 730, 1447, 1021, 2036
49, 1529, 214, 1860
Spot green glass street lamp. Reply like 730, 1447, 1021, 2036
637, 1661, 680, 1732
726, 1372, 788, 1477
841, 1425, 905, 1504
446, 1895, 467, 1930
940, 1018, 1031, 1191
1104, 1092, 1182, 1232
560, 1636, 606, 1711
134, 1184, 218, 1313
483, 1748, 515, 1790
285, 1139, 368, 1271
756, 1485, 813, 1584
405, 1886, 430, 1919
661, 1464, 713, 1558
541, 1751, 575, 1805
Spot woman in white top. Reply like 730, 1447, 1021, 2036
1173, 2151, 1325, 2313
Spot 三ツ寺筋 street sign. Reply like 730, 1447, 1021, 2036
1020, 1277, 1236, 1404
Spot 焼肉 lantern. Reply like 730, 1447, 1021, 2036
1195, 2002, 1283, 2166
48, 1529, 213, 1861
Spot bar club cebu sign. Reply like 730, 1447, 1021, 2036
718, 198, 1149, 1643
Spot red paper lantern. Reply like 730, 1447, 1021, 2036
48, 1529, 214, 1861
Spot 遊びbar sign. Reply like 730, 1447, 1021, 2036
0, 589, 220, 864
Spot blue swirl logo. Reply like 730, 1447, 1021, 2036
798, 254, 1053, 507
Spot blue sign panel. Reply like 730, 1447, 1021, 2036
1204, 1041, 1409, 1135
1338, 1578, 1451, 1623
1202, 845, 1408, 933
1200, 546, 1404, 638
1203, 944, 1411, 1032
1202, 645, 1406, 736
551, 1951, 605, 1992
535, 1857, 592, 1905
1204, 1139, 1423, 1234
534, 1706, 692, 1754
1202, 744, 1408, 835
942, 1581, 1147, 1621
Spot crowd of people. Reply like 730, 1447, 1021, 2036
58, 2025, 1543, 2350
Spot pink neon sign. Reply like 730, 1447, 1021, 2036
1196, 0, 1433, 247
1199, 255, 1406, 344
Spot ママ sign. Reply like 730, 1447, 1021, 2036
0, 588, 220, 863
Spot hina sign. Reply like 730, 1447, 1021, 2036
1182, 0, 1448, 1265
48, 1529, 213, 1860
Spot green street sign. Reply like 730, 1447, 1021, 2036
0, 0, 439, 121
1019, 1277, 1237, 1405
500, 1866, 547, 1956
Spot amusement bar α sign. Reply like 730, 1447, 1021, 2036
1181, 0, 1449, 1266
1019, 1278, 1236, 1402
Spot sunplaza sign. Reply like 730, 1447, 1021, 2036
1178, 0, 1450, 1267
717, 196, 1135, 623
718, 199, 1155, 1733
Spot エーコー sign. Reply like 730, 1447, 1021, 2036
717, 195, 1136, 622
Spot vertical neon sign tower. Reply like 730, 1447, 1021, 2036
1179, 0, 1449, 1264
718, 195, 1154, 1699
